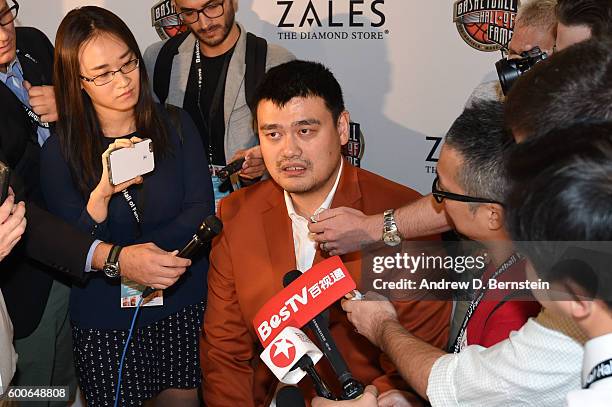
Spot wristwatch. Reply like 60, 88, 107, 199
103, 245, 123, 278
382, 209, 402, 247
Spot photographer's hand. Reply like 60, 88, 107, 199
87, 137, 143, 223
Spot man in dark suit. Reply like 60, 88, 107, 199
0, 0, 193, 398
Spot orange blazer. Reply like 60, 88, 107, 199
202, 162, 452, 406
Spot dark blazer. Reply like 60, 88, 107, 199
0, 27, 94, 339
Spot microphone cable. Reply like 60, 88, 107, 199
113, 294, 145, 407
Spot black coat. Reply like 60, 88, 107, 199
0, 27, 94, 339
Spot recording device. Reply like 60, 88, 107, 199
283, 270, 365, 400
0, 161, 10, 203
107, 138, 155, 185
291, 355, 334, 400
177, 214, 223, 258
496, 46, 548, 95
141, 214, 222, 297
276, 386, 306, 407
253, 257, 356, 347
218, 157, 246, 182
260, 326, 330, 398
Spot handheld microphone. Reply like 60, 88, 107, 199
284, 270, 365, 400
291, 355, 334, 400
177, 214, 223, 258
142, 214, 222, 297
259, 326, 333, 399
253, 256, 356, 347
276, 386, 306, 407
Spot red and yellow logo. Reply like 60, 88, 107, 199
453, 0, 520, 52
151, 0, 189, 40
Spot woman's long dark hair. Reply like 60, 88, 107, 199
53, 6, 170, 197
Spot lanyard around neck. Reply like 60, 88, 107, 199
452, 252, 523, 353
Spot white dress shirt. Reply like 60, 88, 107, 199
566, 332, 612, 406
427, 308, 586, 407
284, 160, 343, 272
0, 290, 17, 395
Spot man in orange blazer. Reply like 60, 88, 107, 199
201, 60, 452, 406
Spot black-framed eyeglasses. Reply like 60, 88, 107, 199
432, 176, 504, 206
178, 1, 225, 24
0, 0, 19, 27
80, 58, 140, 86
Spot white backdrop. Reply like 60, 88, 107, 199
18, 0, 502, 194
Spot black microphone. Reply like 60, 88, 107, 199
290, 355, 335, 400
177, 214, 223, 258
276, 386, 306, 407
283, 270, 365, 400
142, 215, 223, 297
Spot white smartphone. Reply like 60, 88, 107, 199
107, 139, 155, 186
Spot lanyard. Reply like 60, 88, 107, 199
584, 358, 612, 389
193, 41, 232, 167
121, 188, 142, 237
21, 102, 50, 129
452, 252, 523, 353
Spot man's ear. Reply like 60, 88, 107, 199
569, 298, 594, 322
485, 203, 505, 231
337, 110, 350, 146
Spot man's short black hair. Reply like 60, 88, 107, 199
505, 37, 612, 140
253, 60, 345, 123
556, 0, 612, 37
444, 100, 514, 204
506, 122, 612, 306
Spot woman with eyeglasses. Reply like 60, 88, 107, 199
39, 7, 213, 406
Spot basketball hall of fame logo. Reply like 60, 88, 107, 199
342, 122, 365, 168
453, 0, 520, 52
151, 0, 189, 40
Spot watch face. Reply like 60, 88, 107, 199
103, 264, 120, 278
383, 232, 402, 247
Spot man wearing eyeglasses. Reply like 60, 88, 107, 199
0, 1, 81, 400
144, 0, 294, 208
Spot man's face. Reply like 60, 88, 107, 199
257, 96, 349, 196
556, 22, 592, 51
507, 20, 556, 57
0, 0, 17, 70
436, 145, 500, 241
175, 0, 236, 48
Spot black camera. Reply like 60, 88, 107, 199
496, 46, 548, 95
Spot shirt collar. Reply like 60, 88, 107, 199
582, 332, 612, 388
0, 58, 23, 80
284, 159, 344, 220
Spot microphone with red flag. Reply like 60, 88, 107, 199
260, 326, 333, 399
260, 326, 323, 384
252, 256, 356, 348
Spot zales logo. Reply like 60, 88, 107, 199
276, 0, 388, 41
278, 0, 385, 28
425, 136, 442, 174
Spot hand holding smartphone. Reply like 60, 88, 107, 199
107, 138, 155, 186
